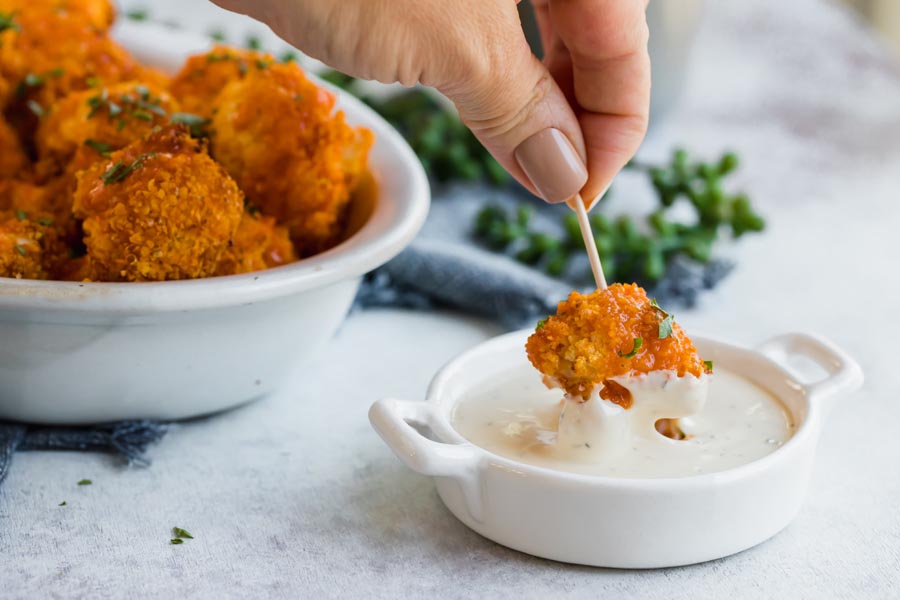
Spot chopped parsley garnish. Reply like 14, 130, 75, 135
255, 59, 270, 70
87, 87, 167, 123
209, 29, 226, 43
535, 317, 548, 331
58, 501, 67, 506
170, 112, 210, 137
23, 73, 44, 87
206, 52, 233, 63
0, 11, 19, 34
172, 527, 193, 539
100, 152, 156, 185
14, 244, 26, 256
170, 538, 184, 545
14, 209, 27, 221
649, 298, 669, 317
658, 314, 674, 339
37, 216, 54, 226
77, 479, 92, 486
618, 337, 643, 358
84, 138, 114, 157
14, 71, 51, 99
279, 50, 298, 63
246, 35, 262, 50
650, 298, 675, 339
703, 360, 714, 373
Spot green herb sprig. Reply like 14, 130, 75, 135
0, 11, 19, 34
618, 337, 643, 358
472, 148, 765, 284
100, 152, 157, 185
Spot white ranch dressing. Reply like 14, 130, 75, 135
451, 366, 794, 478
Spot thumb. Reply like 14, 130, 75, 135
437, 9, 588, 204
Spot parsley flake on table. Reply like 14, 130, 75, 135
77, 479, 92, 485
172, 527, 193, 539
170, 538, 183, 545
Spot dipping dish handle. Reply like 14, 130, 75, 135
757, 333, 864, 414
369, 398, 485, 522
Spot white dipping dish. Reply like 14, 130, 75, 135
0, 23, 429, 424
369, 330, 863, 568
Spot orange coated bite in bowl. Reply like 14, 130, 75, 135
526, 283, 710, 405
72, 125, 244, 281
210, 60, 373, 256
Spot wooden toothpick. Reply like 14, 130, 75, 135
571, 192, 608, 290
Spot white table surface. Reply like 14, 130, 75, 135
3, 0, 900, 598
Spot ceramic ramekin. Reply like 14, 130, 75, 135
369, 330, 864, 568
0, 23, 429, 424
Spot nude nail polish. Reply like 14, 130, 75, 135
514, 128, 588, 204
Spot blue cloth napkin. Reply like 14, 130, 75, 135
0, 181, 731, 484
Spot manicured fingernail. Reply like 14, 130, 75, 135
514, 128, 588, 204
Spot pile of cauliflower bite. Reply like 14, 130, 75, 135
0, 0, 372, 281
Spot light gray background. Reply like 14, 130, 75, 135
2, 0, 898, 598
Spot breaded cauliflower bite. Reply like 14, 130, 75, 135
216, 211, 297, 276
210, 61, 372, 255
0, 208, 62, 278
72, 126, 243, 281
526, 283, 709, 406
0, 0, 116, 33
36, 81, 179, 174
169, 47, 272, 118
0, 2, 140, 127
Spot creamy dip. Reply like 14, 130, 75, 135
451, 366, 794, 478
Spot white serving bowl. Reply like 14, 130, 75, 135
0, 23, 429, 424
370, 331, 863, 568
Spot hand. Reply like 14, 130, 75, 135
210, 0, 650, 205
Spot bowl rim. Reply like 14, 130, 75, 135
421, 329, 823, 489
0, 23, 430, 314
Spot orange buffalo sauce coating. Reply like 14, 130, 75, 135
525, 283, 708, 406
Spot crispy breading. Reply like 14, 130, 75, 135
0, 208, 63, 278
0, 0, 116, 32
0, 3, 141, 132
210, 60, 372, 255
526, 283, 708, 404
35, 81, 179, 174
72, 126, 243, 281
169, 46, 272, 119
216, 211, 297, 276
